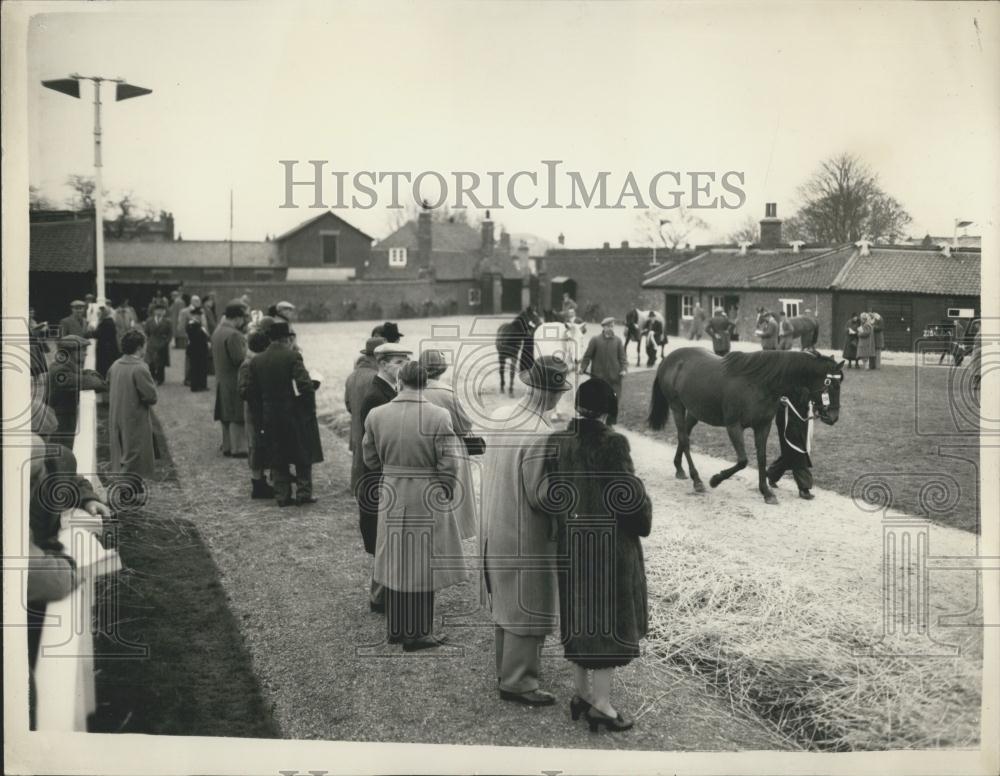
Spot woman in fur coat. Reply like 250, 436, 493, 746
543, 377, 652, 732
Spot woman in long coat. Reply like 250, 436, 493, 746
842, 313, 860, 368
108, 332, 158, 479
185, 311, 211, 391
362, 361, 471, 651
871, 311, 885, 368
543, 377, 652, 732
856, 312, 876, 368
95, 307, 120, 379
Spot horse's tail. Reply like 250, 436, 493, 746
647, 372, 670, 431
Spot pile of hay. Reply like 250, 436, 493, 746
637, 530, 981, 750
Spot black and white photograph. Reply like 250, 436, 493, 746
2, 1, 998, 775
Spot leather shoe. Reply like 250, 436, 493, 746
402, 635, 447, 652
799, 489, 815, 500
370, 601, 385, 614
499, 688, 556, 707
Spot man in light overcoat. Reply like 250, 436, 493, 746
107, 330, 158, 480
482, 354, 571, 706
213, 303, 249, 456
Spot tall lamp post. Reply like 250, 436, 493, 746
42, 74, 152, 302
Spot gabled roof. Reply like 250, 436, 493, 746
375, 220, 481, 253
642, 247, 846, 290
832, 247, 981, 296
105, 240, 281, 268
30, 219, 95, 273
274, 210, 374, 243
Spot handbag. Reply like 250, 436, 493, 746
461, 435, 486, 456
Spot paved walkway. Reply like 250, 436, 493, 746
145, 351, 791, 749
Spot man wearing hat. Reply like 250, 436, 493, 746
213, 303, 249, 457
143, 302, 173, 385
371, 321, 403, 343
345, 336, 385, 464
579, 317, 627, 425
354, 341, 411, 612
59, 300, 91, 339
482, 354, 571, 706
47, 335, 107, 449
243, 320, 323, 506
705, 308, 736, 356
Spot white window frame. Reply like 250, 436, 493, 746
468, 288, 482, 306
681, 294, 694, 319
388, 247, 408, 267
779, 298, 802, 318
711, 295, 726, 314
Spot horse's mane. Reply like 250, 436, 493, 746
721, 350, 835, 390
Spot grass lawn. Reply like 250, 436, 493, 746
617, 363, 980, 533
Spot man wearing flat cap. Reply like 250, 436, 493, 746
47, 335, 107, 449
213, 303, 249, 457
579, 317, 627, 425
59, 300, 91, 339
482, 354, 571, 707
244, 320, 323, 506
354, 341, 411, 612
143, 303, 173, 385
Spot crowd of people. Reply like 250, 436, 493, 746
842, 311, 885, 369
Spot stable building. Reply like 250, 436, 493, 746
28, 212, 96, 324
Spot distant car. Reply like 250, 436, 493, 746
921, 319, 962, 353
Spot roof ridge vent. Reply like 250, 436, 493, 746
855, 238, 872, 257
789, 240, 805, 253
738, 241, 753, 256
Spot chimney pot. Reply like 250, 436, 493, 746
621, 240, 629, 248
789, 240, 805, 253
855, 239, 872, 257
603, 241, 610, 249
738, 241, 752, 256
759, 202, 783, 249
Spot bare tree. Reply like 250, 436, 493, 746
635, 206, 708, 250
791, 153, 912, 243
65, 174, 101, 211
29, 185, 54, 211
725, 214, 760, 245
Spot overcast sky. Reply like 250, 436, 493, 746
26, 1, 999, 247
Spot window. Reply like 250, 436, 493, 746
711, 295, 725, 314
780, 298, 802, 318
681, 294, 694, 319
388, 247, 408, 267
468, 288, 482, 306
321, 232, 339, 265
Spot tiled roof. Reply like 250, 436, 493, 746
432, 251, 480, 281
376, 220, 482, 253
642, 247, 843, 289
274, 210, 374, 242
30, 219, 95, 273
105, 240, 281, 268
833, 248, 981, 296
749, 246, 855, 289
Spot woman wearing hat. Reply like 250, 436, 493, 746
361, 361, 470, 651
543, 377, 652, 732
856, 312, 876, 369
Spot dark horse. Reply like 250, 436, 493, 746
496, 306, 542, 394
648, 348, 844, 504
755, 308, 820, 350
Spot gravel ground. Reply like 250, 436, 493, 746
149, 349, 790, 749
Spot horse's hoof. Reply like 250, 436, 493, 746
693, 480, 706, 493
764, 494, 779, 505
675, 470, 688, 480
709, 475, 722, 488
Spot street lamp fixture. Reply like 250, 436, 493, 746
42, 73, 152, 301
952, 219, 973, 249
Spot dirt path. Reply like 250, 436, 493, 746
149, 355, 790, 749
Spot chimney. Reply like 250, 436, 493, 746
620, 240, 629, 249
602, 241, 611, 249
499, 229, 511, 253
481, 209, 494, 257
557, 232, 565, 246
417, 202, 433, 270
759, 202, 782, 249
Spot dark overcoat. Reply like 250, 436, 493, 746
756, 316, 778, 350
143, 317, 173, 369
244, 343, 323, 467
47, 359, 107, 447
212, 319, 247, 422
186, 320, 211, 391
95, 318, 120, 378
354, 374, 397, 553
706, 314, 735, 355
843, 318, 860, 360
344, 354, 378, 462
545, 418, 651, 667
774, 389, 813, 470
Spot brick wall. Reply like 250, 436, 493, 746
280, 212, 372, 272
542, 253, 658, 322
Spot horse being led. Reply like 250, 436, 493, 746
755, 308, 819, 351
495, 306, 542, 395
647, 347, 843, 504
624, 308, 665, 366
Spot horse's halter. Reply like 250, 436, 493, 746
812, 373, 843, 414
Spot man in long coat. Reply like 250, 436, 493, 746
705, 308, 736, 355
354, 342, 411, 611
47, 336, 107, 450
213, 304, 249, 457
108, 330, 159, 481
244, 320, 322, 506
168, 290, 186, 349
482, 355, 571, 706
143, 303, 172, 385
579, 317, 627, 425
345, 336, 385, 475
689, 303, 707, 340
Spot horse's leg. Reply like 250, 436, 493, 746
753, 422, 778, 504
683, 414, 704, 492
709, 423, 749, 488
671, 405, 687, 479
498, 354, 506, 394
